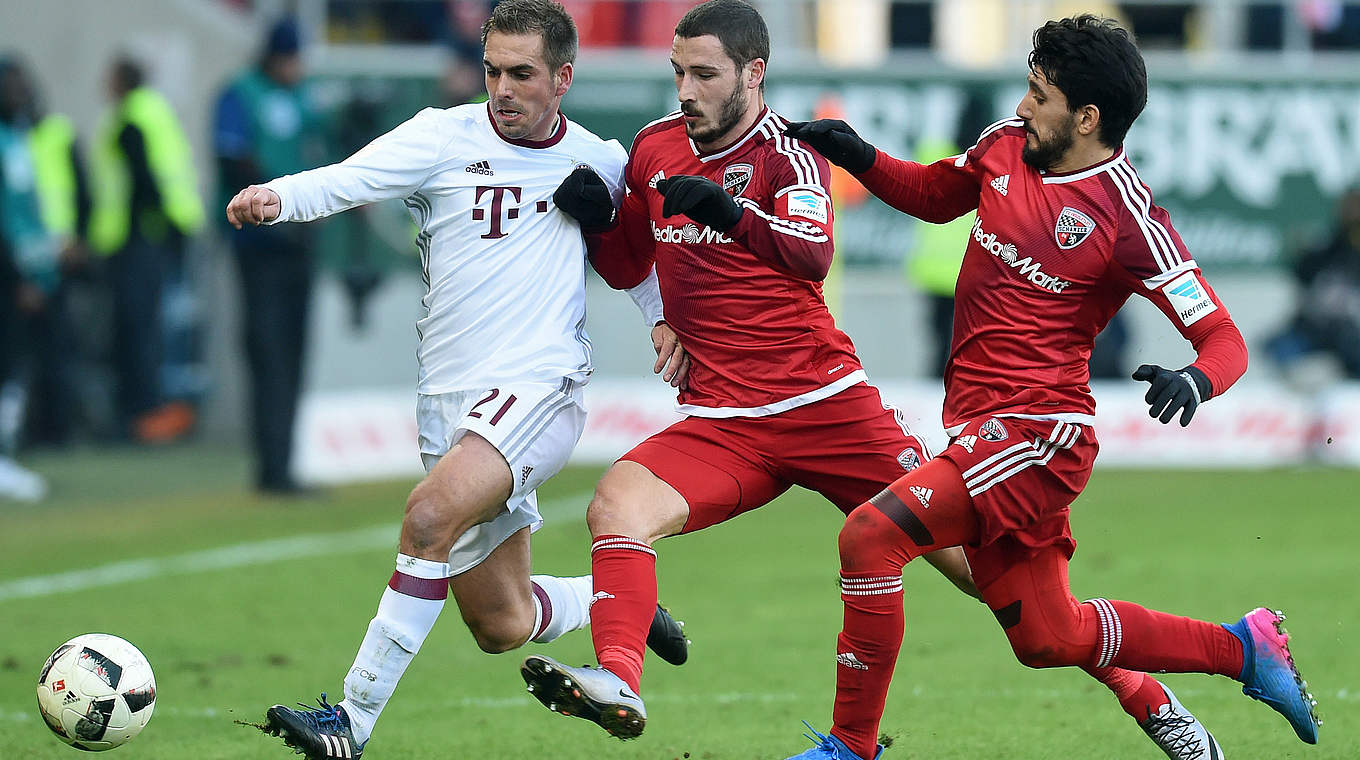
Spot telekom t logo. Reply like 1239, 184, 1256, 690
472, 185, 553, 239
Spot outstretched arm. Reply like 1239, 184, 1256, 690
229, 107, 450, 227
785, 119, 980, 223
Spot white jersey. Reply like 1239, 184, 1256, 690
264, 102, 630, 393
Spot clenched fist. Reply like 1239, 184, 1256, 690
225, 185, 282, 229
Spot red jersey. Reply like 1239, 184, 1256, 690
593, 107, 865, 417
857, 119, 1248, 434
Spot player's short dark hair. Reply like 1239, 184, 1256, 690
1028, 14, 1147, 148
481, 0, 578, 72
675, 0, 770, 77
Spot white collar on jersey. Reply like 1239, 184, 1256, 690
1039, 147, 1126, 184
690, 106, 775, 163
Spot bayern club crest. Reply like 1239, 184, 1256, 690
722, 162, 753, 197
1054, 206, 1095, 249
979, 418, 1009, 442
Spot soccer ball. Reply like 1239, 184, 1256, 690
35, 633, 156, 751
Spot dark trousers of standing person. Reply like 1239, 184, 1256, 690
927, 293, 953, 378
20, 285, 78, 447
233, 232, 313, 492
108, 235, 165, 431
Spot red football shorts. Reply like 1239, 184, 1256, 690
620, 383, 931, 533
934, 415, 1098, 586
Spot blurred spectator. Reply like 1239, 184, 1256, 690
1266, 186, 1360, 379
439, 48, 484, 108
0, 55, 56, 501
903, 94, 988, 377
213, 18, 326, 495
20, 56, 94, 446
89, 55, 205, 444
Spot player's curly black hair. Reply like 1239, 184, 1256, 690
481, 0, 577, 73
675, 0, 770, 87
1029, 15, 1147, 148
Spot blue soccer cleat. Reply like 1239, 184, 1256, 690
264, 693, 364, 759
785, 722, 883, 760
1223, 607, 1320, 744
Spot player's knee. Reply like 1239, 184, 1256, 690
838, 503, 906, 572
402, 483, 456, 554
1003, 622, 1085, 669
463, 614, 529, 654
587, 476, 650, 538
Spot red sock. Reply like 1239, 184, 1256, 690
831, 506, 911, 760
1085, 667, 1170, 721
1094, 600, 1244, 678
588, 535, 656, 694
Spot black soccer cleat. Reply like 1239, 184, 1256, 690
647, 602, 689, 666
264, 693, 363, 759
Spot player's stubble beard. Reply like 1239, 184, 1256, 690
1021, 112, 1077, 171
683, 79, 747, 146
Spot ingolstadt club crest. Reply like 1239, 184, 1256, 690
1054, 206, 1095, 249
979, 418, 1009, 442
722, 162, 753, 197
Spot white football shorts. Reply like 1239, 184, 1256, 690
416, 377, 587, 575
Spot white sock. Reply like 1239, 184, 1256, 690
529, 574, 593, 643
339, 555, 448, 745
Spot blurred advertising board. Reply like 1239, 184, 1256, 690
292, 379, 1358, 485
314, 69, 1360, 272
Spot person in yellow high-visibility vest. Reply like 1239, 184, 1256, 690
1, 55, 84, 459
90, 56, 204, 444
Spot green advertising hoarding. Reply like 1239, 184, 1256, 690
319, 68, 1360, 272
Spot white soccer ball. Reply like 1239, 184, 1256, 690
35, 633, 157, 751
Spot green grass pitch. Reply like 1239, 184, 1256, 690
0, 444, 1354, 758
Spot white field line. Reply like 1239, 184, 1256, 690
0, 491, 592, 603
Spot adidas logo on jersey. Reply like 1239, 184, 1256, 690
465, 160, 494, 175
990, 174, 1010, 195
910, 485, 933, 508
836, 652, 869, 670
955, 434, 977, 454
647, 169, 666, 188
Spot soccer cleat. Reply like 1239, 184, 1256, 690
1139, 684, 1225, 759
647, 602, 689, 665
264, 693, 363, 759
1224, 608, 1320, 744
784, 723, 883, 760
521, 654, 646, 739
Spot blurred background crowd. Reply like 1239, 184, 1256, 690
2, 0, 1359, 503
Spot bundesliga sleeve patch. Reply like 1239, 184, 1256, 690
1162, 271, 1218, 326
784, 190, 829, 224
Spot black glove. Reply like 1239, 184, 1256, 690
783, 119, 877, 174
654, 175, 744, 232
553, 167, 617, 233
1132, 364, 1213, 427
